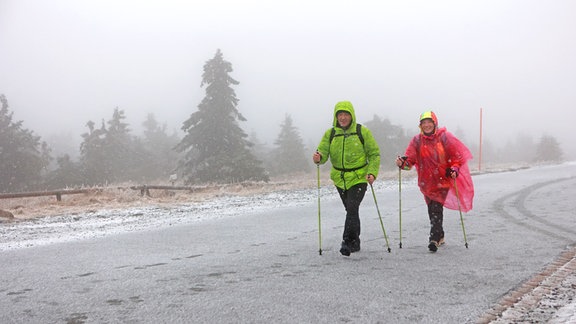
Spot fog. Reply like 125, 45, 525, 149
1, 0, 575, 159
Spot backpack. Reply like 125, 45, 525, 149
329, 123, 367, 172
329, 123, 364, 146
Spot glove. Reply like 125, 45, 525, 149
398, 156, 409, 170
446, 166, 459, 178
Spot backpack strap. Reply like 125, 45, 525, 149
356, 124, 364, 145
329, 124, 364, 145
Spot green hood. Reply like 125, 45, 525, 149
316, 100, 381, 190
332, 101, 357, 128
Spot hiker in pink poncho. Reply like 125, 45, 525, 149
395, 111, 474, 252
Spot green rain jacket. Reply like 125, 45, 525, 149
316, 101, 381, 190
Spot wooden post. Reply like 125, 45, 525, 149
479, 107, 483, 171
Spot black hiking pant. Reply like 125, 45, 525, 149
425, 189, 448, 243
337, 183, 367, 243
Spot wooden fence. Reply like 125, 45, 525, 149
129, 185, 205, 197
0, 177, 279, 202
0, 185, 207, 201
0, 189, 102, 202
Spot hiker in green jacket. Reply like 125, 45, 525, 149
312, 101, 381, 256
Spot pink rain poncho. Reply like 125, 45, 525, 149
403, 127, 474, 212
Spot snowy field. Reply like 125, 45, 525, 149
0, 186, 327, 251
0, 162, 575, 323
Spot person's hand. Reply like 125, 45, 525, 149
446, 167, 459, 179
366, 174, 375, 185
396, 156, 408, 168
312, 151, 322, 164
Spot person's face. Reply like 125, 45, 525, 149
337, 111, 352, 128
420, 119, 435, 134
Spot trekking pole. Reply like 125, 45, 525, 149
370, 183, 391, 253
316, 164, 322, 255
398, 168, 403, 249
453, 178, 469, 249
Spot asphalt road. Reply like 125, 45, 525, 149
1, 163, 575, 323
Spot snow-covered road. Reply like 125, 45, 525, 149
0, 162, 575, 323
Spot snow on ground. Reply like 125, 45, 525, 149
0, 174, 398, 251
0, 173, 328, 250
1, 164, 575, 323
486, 245, 576, 324
0, 187, 319, 251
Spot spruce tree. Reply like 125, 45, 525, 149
140, 113, 180, 181
534, 135, 563, 163
271, 114, 310, 175
0, 94, 51, 192
103, 107, 136, 182
364, 114, 409, 171
79, 109, 151, 185
80, 120, 109, 185
176, 49, 268, 184
45, 154, 83, 189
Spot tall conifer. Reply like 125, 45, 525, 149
271, 114, 310, 175
176, 50, 268, 184
0, 95, 51, 192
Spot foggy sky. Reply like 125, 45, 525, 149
1, 0, 575, 159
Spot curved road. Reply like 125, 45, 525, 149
1, 163, 575, 323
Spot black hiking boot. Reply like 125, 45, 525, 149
350, 239, 361, 253
428, 240, 439, 252
340, 241, 351, 256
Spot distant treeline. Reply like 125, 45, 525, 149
0, 50, 564, 193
